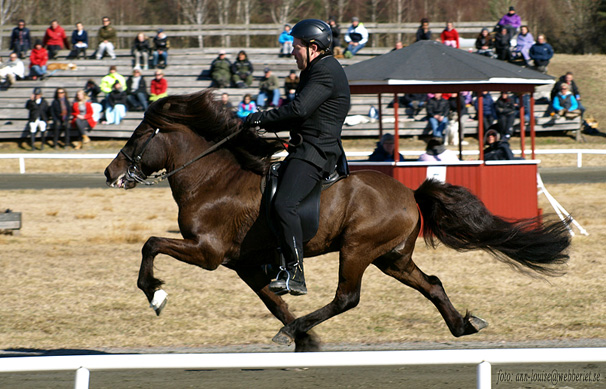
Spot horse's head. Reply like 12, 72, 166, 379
105, 120, 168, 189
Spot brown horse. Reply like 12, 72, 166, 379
105, 90, 570, 351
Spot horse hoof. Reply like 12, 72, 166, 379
150, 289, 168, 316
468, 315, 488, 332
272, 329, 294, 346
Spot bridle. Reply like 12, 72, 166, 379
119, 126, 244, 186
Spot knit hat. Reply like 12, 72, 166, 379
33, 87, 42, 95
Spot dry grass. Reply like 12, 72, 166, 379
1, 182, 604, 350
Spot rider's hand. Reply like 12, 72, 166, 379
244, 112, 263, 128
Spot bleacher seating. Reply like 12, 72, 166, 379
0, 46, 580, 142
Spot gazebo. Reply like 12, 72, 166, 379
344, 40, 555, 219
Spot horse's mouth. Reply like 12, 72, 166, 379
106, 173, 137, 190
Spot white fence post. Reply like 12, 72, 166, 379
19, 157, 25, 174
477, 361, 491, 389
74, 367, 90, 389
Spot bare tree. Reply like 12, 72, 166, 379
216, 0, 232, 46
0, 0, 22, 48
180, 0, 211, 47
269, 0, 307, 24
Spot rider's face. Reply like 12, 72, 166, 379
292, 38, 309, 70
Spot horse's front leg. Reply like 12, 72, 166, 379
235, 264, 322, 352
138, 235, 225, 315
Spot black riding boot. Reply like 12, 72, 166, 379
40, 131, 47, 150
30, 132, 36, 150
269, 253, 307, 296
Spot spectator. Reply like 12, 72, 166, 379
0, 52, 26, 86
495, 91, 516, 140
219, 92, 235, 116
416, 18, 431, 42
513, 25, 534, 66
10, 20, 31, 59
126, 68, 148, 111
100, 65, 126, 95
390, 93, 427, 119
344, 17, 369, 57
43, 20, 69, 60
209, 49, 231, 88
105, 81, 127, 125
95, 16, 117, 60
418, 137, 459, 162
149, 69, 168, 102
71, 89, 96, 149
474, 91, 497, 132
231, 50, 254, 88
50, 88, 72, 149
552, 83, 582, 120
484, 129, 514, 160
152, 29, 169, 69
426, 93, 450, 139
529, 34, 554, 73
283, 69, 299, 104
236, 93, 257, 119
279, 24, 294, 57
498, 6, 521, 39
132, 33, 151, 70
494, 27, 511, 61
551, 72, 585, 115
257, 67, 280, 108
475, 28, 495, 57
25, 87, 50, 150
391, 41, 404, 51
328, 17, 341, 50
29, 41, 48, 81
67, 22, 88, 59
368, 133, 404, 162
440, 21, 459, 48
84, 79, 103, 122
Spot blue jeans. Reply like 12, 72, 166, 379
152, 51, 168, 67
257, 89, 280, 108
106, 104, 126, 125
127, 92, 149, 110
347, 42, 366, 56
30, 65, 46, 77
429, 116, 448, 138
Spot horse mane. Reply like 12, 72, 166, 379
143, 90, 283, 175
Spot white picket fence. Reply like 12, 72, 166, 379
1, 149, 606, 174
0, 348, 604, 389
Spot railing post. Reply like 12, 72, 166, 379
577, 151, 582, 168
477, 361, 491, 389
19, 157, 25, 174
74, 367, 90, 389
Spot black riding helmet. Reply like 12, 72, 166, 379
291, 19, 332, 53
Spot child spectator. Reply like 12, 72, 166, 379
105, 81, 127, 125
50, 87, 72, 148
25, 87, 50, 150
29, 41, 48, 80
236, 94, 256, 118
95, 17, 117, 60
440, 21, 459, 48
149, 69, 168, 102
43, 20, 69, 60
67, 22, 88, 59
71, 89, 96, 149
152, 29, 169, 69
278, 24, 294, 57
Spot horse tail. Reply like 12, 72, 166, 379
414, 179, 571, 276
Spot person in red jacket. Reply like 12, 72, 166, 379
440, 21, 460, 49
71, 89, 96, 149
149, 69, 168, 102
29, 41, 48, 80
43, 20, 69, 59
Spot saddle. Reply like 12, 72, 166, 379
262, 161, 347, 243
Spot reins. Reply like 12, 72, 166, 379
121, 126, 245, 186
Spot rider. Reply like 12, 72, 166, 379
245, 19, 351, 296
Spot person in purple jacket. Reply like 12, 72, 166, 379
498, 6, 521, 39
514, 25, 534, 66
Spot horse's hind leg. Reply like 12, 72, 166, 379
373, 248, 488, 337
235, 265, 321, 352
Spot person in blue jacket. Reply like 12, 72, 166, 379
474, 91, 497, 133
368, 133, 405, 162
67, 22, 88, 59
278, 24, 294, 57
552, 83, 582, 119
529, 34, 554, 73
